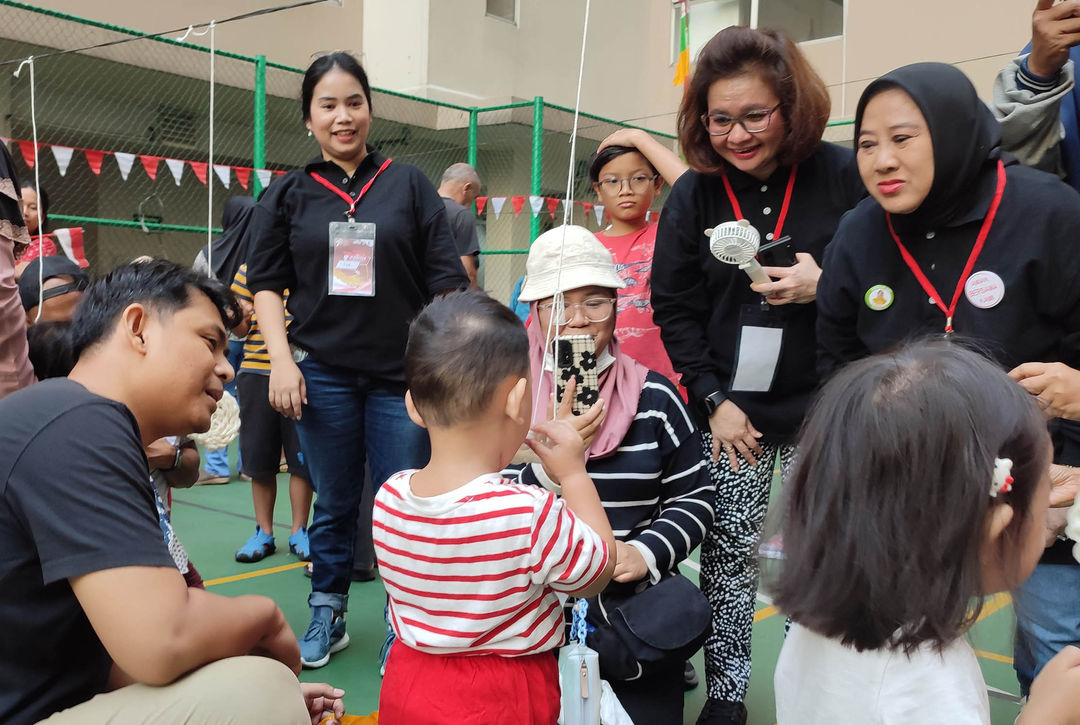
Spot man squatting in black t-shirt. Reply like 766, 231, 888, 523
0, 260, 345, 725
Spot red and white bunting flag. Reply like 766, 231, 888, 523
510, 196, 526, 217
490, 197, 506, 219
528, 195, 544, 218
17, 140, 36, 168
594, 204, 605, 226
165, 159, 185, 186
140, 155, 160, 181
213, 165, 231, 188
50, 146, 74, 176
475, 196, 488, 216
83, 149, 105, 176
255, 169, 272, 188
546, 197, 559, 219
189, 161, 208, 185
52, 227, 88, 268
113, 152, 135, 180
582, 201, 593, 216
234, 166, 251, 190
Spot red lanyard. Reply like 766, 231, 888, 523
721, 164, 798, 243
310, 157, 392, 219
885, 160, 1006, 334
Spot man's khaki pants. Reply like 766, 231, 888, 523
38, 656, 310, 724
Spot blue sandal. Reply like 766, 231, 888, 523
289, 527, 311, 561
235, 526, 275, 563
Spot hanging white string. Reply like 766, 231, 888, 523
14, 57, 45, 322
534, 0, 592, 424
177, 22, 217, 277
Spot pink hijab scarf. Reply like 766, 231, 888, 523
526, 301, 649, 459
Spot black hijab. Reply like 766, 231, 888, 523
207, 195, 255, 283
854, 62, 1002, 231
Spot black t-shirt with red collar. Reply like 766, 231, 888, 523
246, 148, 469, 387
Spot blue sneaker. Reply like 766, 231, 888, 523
235, 526, 275, 563
288, 527, 310, 561
300, 606, 350, 669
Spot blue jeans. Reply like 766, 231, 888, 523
1013, 561, 1080, 695
203, 339, 246, 476
294, 358, 430, 612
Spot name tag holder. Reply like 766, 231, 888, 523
729, 303, 784, 393
328, 221, 376, 297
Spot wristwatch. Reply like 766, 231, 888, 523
703, 390, 726, 416
165, 444, 184, 472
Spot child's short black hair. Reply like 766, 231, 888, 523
588, 145, 659, 183
70, 259, 240, 360
406, 290, 528, 427
27, 320, 74, 379
772, 338, 1049, 653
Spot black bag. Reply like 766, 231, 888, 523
585, 572, 712, 681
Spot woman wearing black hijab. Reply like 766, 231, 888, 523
815, 62, 1080, 699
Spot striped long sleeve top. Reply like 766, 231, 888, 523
506, 371, 714, 583
372, 470, 610, 656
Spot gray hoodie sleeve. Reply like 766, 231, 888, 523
992, 54, 1075, 179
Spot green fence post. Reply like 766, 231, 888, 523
468, 106, 479, 214
467, 107, 478, 168
253, 54, 267, 197
530, 96, 543, 243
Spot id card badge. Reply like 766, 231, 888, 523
729, 304, 784, 393
328, 221, 376, 297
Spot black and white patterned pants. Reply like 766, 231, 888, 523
699, 430, 794, 702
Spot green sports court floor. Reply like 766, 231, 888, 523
171, 452, 1026, 724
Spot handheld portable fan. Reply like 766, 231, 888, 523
705, 219, 771, 285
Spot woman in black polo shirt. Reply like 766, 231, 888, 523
651, 27, 863, 725
816, 62, 1080, 701
246, 52, 467, 671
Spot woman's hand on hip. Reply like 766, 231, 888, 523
708, 399, 763, 473
269, 357, 307, 420
751, 252, 822, 305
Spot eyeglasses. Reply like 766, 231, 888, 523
537, 297, 616, 325
595, 174, 659, 194
700, 105, 781, 137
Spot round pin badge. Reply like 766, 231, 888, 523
864, 284, 894, 311
964, 270, 1005, 309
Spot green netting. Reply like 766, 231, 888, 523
0, 0, 677, 304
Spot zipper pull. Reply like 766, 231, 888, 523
580, 659, 589, 699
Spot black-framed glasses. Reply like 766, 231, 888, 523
537, 297, 616, 325
596, 174, 659, 194
700, 104, 781, 137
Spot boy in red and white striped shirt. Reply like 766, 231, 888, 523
374, 290, 616, 725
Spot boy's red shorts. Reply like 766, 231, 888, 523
379, 641, 560, 724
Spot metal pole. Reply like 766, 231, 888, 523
253, 54, 267, 197
530, 96, 543, 243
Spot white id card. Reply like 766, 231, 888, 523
328, 221, 376, 297
730, 325, 784, 392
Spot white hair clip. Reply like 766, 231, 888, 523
990, 457, 1014, 498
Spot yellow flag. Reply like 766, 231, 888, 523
673, 0, 690, 86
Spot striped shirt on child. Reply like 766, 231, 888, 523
373, 471, 610, 656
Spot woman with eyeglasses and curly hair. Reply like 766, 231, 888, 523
651, 26, 865, 725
